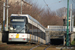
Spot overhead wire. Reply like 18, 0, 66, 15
43, 0, 51, 10
43, 0, 65, 10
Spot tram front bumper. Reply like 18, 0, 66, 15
8, 38, 27, 42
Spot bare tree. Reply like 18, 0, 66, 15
40, 8, 63, 27
56, 7, 67, 17
0, 0, 3, 24
0, 0, 63, 27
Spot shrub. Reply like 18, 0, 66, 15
71, 38, 75, 45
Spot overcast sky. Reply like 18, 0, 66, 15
31, 0, 75, 11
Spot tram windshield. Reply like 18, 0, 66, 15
9, 19, 25, 33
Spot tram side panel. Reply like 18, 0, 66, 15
27, 23, 38, 43
28, 23, 45, 44
27, 23, 32, 42
32, 26, 38, 43
37, 25, 46, 44
27, 17, 46, 44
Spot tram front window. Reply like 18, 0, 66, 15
9, 22, 25, 33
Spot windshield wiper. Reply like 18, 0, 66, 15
17, 28, 25, 34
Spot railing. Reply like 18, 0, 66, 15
46, 25, 74, 32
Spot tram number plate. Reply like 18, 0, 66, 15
16, 34, 19, 38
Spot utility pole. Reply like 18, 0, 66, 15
3, 0, 5, 31
66, 0, 69, 46
21, 0, 22, 14
70, 4, 72, 32
6, 0, 9, 31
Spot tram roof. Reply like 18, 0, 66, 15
11, 14, 45, 29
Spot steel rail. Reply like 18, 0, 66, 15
30, 44, 43, 50
44, 45, 51, 50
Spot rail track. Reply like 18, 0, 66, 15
7, 43, 51, 50
30, 44, 51, 50
44, 45, 51, 50
30, 44, 43, 50
0, 42, 75, 50
7, 42, 37, 46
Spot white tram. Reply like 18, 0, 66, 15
8, 14, 46, 44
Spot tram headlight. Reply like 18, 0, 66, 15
10, 27, 13, 30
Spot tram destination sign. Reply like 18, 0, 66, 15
12, 19, 24, 22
